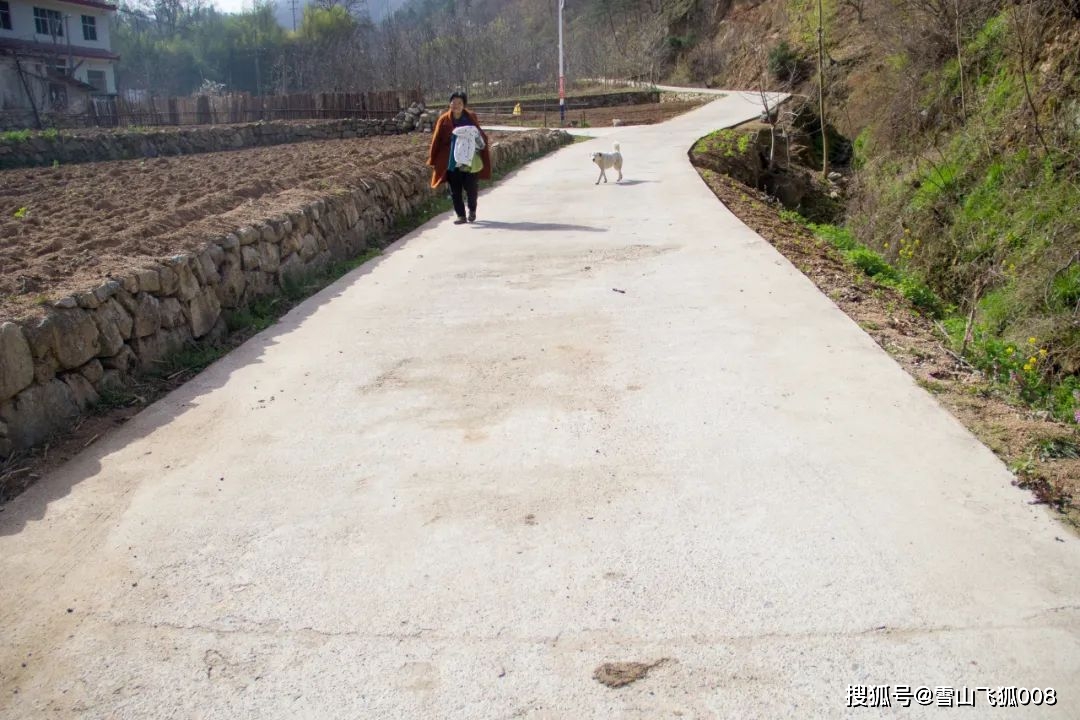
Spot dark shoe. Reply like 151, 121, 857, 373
468, 211, 476, 223
454, 216, 468, 225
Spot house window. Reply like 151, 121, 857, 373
0, 2, 12, 31
81, 15, 96, 41
86, 69, 106, 92
41, 61, 66, 78
33, 7, 64, 37
48, 83, 67, 110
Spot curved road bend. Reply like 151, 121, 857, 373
2, 93, 1079, 718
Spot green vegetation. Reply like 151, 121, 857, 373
808, 7, 1080, 425
693, 129, 751, 158
108, 0, 707, 101
0, 128, 60, 142
783, 212, 947, 318
767, 41, 801, 81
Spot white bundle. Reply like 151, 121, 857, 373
452, 126, 481, 169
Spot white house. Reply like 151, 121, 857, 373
0, 0, 119, 125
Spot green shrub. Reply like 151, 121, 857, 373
767, 41, 801, 81
899, 276, 945, 317
808, 222, 858, 252
848, 247, 899, 281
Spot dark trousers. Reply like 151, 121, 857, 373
447, 169, 478, 218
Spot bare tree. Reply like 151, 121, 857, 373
840, 0, 865, 22
312, 0, 368, 18
755, 42, 806, 172
1009, 1, 1051, 156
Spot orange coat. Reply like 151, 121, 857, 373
426, 109, 493, 188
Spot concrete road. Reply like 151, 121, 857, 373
486, 90, 782, 138
576, 78, 749, 96
652, 84, 752, 96
485, 125, 609, 137
2, 94, 1080, 719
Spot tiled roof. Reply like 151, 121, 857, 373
0, 37, 120, 61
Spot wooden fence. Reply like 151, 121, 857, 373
82, 90, 420, 128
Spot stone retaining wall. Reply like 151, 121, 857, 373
467, 90, 660, 112
660, 91, 717, 103
0, 129, 573, 460
0, 113, 422, 170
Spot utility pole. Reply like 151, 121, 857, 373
558, 0, 565, 125
290, 0, 298, 32
13, 54, 43, 129
817, 0, 828, 180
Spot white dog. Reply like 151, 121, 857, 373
591, 142, 623, 185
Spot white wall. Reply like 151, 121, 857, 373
0, 0, 117, 96
0, 0, 113, 52
0, 57, 48, 111
75, 57, 113, 93
0, 58, 30, 109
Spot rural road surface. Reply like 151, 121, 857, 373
3, 94, 1080, 718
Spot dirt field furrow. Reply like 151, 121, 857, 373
0, 133, 442, 317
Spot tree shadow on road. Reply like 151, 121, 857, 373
469, 221, 607, 232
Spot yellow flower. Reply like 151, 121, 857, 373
1029, 356, 1038, 364
1023, 364, 1033, 372
884, 243, 890, 249
1028, 337, 1037, 345
1039, 348, 1048, 357
904, 228, 911, 234
1006, 347, 1015, 355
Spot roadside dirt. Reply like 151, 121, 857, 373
694, 166, 1080, 527
593, 660, 670, 688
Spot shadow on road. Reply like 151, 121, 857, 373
469, 221, 607, 232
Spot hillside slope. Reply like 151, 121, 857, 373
685, 1, 1080, 421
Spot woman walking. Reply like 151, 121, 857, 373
426, 91, 493, 224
